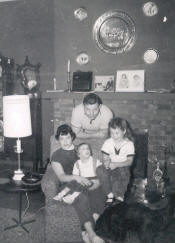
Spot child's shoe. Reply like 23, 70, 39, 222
62, 191, 80, 204
53, 187, 70, 201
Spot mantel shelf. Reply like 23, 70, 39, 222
42, 91, 175, 100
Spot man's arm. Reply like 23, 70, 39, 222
71, 124, 108, 139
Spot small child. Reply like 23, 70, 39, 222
54, 143, 102, 204
97, 117, 135, 205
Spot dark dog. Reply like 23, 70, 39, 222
95, 200, 174, 243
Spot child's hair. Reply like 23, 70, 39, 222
108, 117, 134, 142
76, 142, 93, 157
55, 124, 76, 141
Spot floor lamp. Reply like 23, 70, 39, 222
3, 95, 32, 180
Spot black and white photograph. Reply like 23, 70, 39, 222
0, 1, 175, 243
94, 75, 115, 92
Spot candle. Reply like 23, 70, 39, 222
68, 59, 70, 73
53, 77, 57, 90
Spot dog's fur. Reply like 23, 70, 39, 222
95, 200, 174, 243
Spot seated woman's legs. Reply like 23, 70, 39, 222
73, 191, 105, 243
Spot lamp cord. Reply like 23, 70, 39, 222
23, 192, 30, 218
23, 192, 46, 219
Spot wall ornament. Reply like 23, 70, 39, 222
74, 7, 88, 21
143, 49, 159, 64
16, 56, 41, 97
92, 10, 136, 54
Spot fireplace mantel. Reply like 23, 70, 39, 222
42, 91, 175, 101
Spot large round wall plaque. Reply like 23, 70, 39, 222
93, 10, 136, 54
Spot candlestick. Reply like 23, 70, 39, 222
67, 71, 71, 92
53, 77, 57, 90
68, 59, 70, 73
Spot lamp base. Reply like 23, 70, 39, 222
13, 169, 25, 181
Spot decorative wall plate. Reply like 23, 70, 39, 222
74, 7, 88, 21
76, 52, 90, 65
143, 49, 159, 64
93, 10, 136, 54
142, 2, 158, 17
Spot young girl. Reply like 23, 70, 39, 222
97, 117, 135, 204
54, 143, 102, 204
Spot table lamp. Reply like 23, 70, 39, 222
3, 95, 32, 180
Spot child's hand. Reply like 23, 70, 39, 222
88, 179, 100, 190
103, 160, 110, 169
102, 153, 111, 169
75, 176, 92, 187
109, 162, 118, 170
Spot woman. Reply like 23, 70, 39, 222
51, 124, 105, 243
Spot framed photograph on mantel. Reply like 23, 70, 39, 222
94, 75, 114, 92
116, 70, 145, 92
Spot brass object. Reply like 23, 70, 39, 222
93, 10, 136, 54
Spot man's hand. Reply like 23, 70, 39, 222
71, 124, 107, 139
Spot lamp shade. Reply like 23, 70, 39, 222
3, 95, 32, 138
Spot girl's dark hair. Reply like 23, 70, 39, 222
55, 124, 76, 141
83, 93, 102, 105
108, 117, 135, 142
76, 142, 93, 156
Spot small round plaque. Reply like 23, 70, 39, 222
142, 2, 158, 17
76, 52, 90, 65
74, 7, 88, 21
143, 49, 159, 64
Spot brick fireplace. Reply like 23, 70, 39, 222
42, 92, 175, 166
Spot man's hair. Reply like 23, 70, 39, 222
55, 124, 76, 141
83, 93, 102, 105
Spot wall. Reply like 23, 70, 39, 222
0, 0, 174, 92
53, 0, 175, 91
0, 0, 54, 92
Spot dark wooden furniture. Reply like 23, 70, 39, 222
2, 179, 41, 233
132, 130, 148, 179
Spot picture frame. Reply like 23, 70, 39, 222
116, 70, 145, 92
94, 75, 115, 92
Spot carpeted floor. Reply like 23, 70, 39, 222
0, 207, 45, 243
0, 159, 46, 243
